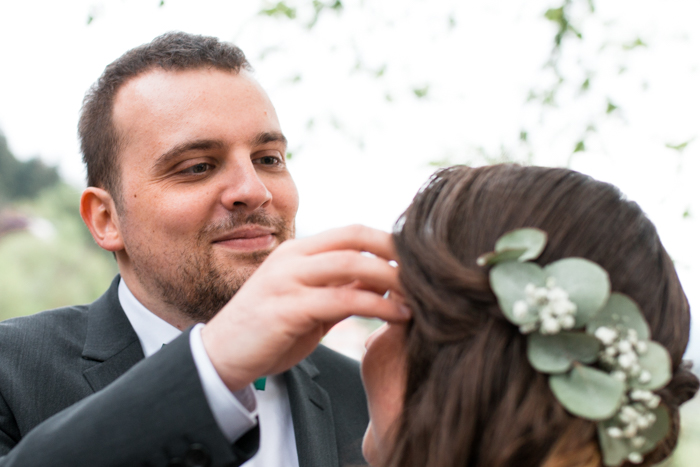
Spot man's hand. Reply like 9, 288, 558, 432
201, 225, 410, 391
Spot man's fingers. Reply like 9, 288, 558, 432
299, 250, 400, 292
285, 225, 397, 261
340, 279, 388, 296
304, 287, 411, 324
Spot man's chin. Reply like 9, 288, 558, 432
213, 258, 267, 293
215, 245, 274, 266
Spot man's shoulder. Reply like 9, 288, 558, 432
0, 276, 120, 353
0, 304, 90, 352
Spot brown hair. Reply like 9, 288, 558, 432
78, 31, 251, 206
389, 165, 698, 467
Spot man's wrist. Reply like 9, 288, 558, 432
190, 323, 258, 442
199, 321, 254, 392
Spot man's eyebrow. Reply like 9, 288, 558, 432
252, 131, 287, 147
154, 140, 224, 171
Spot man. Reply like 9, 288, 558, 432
0, 32, 408, 466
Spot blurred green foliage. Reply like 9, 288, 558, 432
261, 1, 297, 19
0, 134, 59, 203
0, 151, 117, 320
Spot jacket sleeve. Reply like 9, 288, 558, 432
0, 330, 259, 467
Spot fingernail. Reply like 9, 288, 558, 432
399, 304, 412, 318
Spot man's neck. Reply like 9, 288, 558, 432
118, 271, 198, 331
117, 278, 183, 357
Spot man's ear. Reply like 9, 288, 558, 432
80, 187, 124, 252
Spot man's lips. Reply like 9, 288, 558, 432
212, 227, 276, 251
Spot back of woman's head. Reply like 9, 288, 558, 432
390, 164, 698, 467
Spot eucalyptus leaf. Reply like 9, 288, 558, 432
544, 258, 610, 328
527, 332, 600, 373
631, 342, 672, 391
494, 228, 547, 262
477, 249, 527, 266
637, 405, 670, 454
490, 262, 545, 325
586, 293, 650, 340
549, 366, 625, 420
597, 424, 630, 467
597, 405, 670, 466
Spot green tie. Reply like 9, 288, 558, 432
254, 377, 267, 391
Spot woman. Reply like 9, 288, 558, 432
361, 165, 698, 467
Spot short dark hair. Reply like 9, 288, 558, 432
389, 164, 698, 467
78, 31, 251, 206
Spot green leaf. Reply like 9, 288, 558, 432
623, 37, 647, 50
528, 332, 600, 373
665, 140, 692, 152
631, 341, 672, 391
637, 405, 670, 454
597, 423, 629, 467
544, 7, 564, 22
597, 405, 670, 466
490, 262, 545, 325
606, 100, 618, 114
413, 86, 429, 98
550, 366, 625, 420
477, 249, 528, 266
495, 228, 547, 261
260, 2, 297, 19
544, 258, 610, 327
574, 140, 585, 153
477, 228, 547, 266
581, 78, 590, 92
586, 293, 650, 340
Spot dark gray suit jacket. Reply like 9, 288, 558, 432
0, 276, 369, 466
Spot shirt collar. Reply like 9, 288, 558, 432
118, 278, 181, 358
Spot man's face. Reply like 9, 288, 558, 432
111, 68, 298, 322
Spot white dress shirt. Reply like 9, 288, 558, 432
118, 278, 299, 467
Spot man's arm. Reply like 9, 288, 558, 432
0, 328, 256, 467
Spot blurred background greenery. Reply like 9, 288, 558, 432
0, 134, 117, 320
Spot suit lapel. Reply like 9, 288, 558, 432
81, 276, 145, 392
285, 357, 339, 467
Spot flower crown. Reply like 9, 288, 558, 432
477, 228, 672, 466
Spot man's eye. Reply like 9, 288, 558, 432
182, 163, 211, 174
258, 156, 282, 165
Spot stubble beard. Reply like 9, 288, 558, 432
131, 210, 293, 323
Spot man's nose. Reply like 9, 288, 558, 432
220, 159, 272, 211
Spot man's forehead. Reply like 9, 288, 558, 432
111, 67, 275, 140
113, 67, 258, 112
